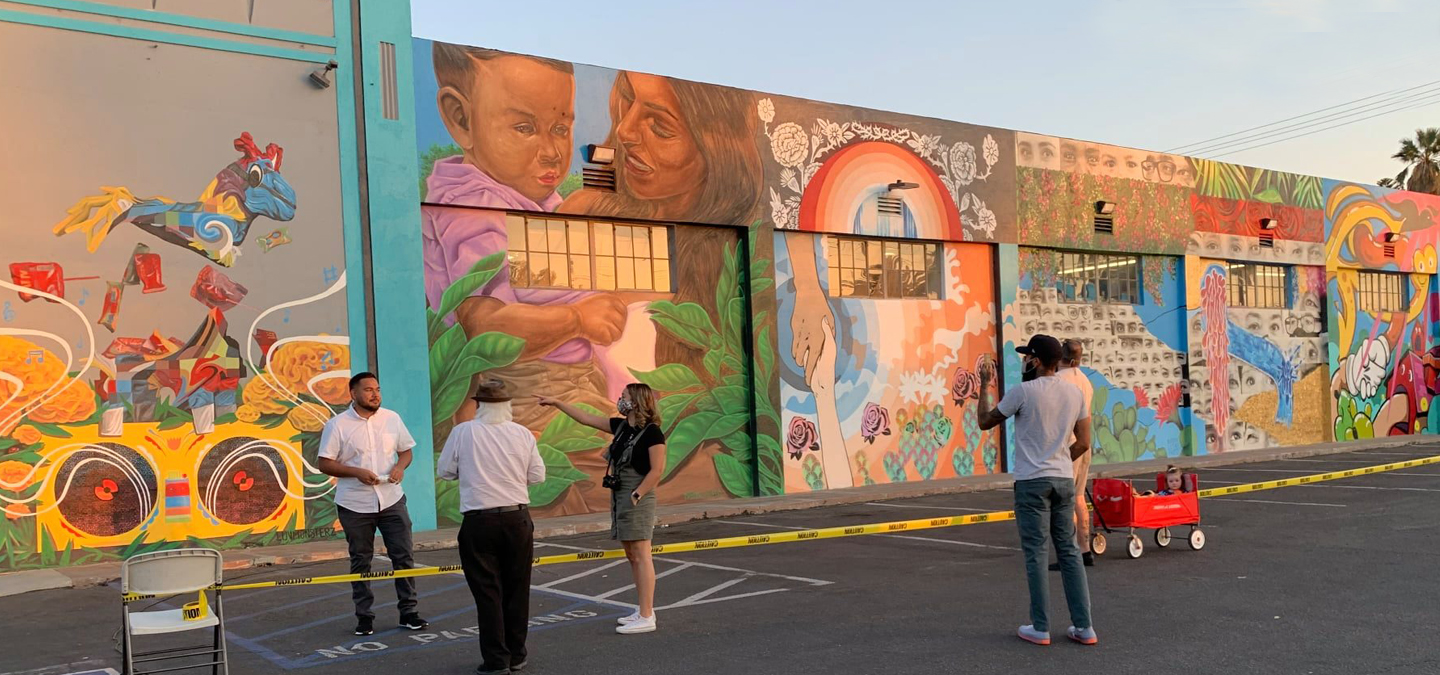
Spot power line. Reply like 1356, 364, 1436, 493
1205, 93, 1440, 159
1164, 78, 1440, 153
1184, 84, 1440, 156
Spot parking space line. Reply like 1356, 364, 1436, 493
536, 559, 629, 589
1303, 484, 1440, 493
593, 563, 693, 600
864, 501, 993, 512
716, 519, 1018, 551
666, 576, 749, 608
1206, 497, 1346, 507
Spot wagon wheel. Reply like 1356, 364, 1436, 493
1154, 527, 1172, 548
1189, 527, 1206, 551
1090, 532, 1107, 556
1126, 534, 1144, 559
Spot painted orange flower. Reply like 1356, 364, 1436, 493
0, 459, 33, 489
242, 376, 290, 415
287, 403, 330, 433
12, 425, 41, 446
234, 405, 261, 423
266, 341, 352, 406
4, 503, 30, 520
29, 379, 97, 425
0, 336, 68, 435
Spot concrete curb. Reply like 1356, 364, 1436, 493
2, 436, 1431, 596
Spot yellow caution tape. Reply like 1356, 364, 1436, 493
121, 453, 1440, 602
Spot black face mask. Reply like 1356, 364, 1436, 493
1022, 358, 1039, 382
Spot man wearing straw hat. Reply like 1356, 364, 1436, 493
438, 379, 547, 675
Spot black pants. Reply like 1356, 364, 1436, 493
459, 509, 535, 672
337, 496, 417, 620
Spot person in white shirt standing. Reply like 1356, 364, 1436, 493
437, 379, 546, 675
317, 371, 428, 637
1051, 338, 1096, 569
976, 335, 1096, 647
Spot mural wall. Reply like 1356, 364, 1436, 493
1325, 182, 1440, 440
0, 23, 352, 570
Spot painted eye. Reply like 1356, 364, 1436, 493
247, 165, 263, 188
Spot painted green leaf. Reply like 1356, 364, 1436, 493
429, 323, 467, 388
713, 452, 753, 498
529, 446, 590, 507
1252, 187, 1283, 204
39, 528, 56, 566
630, 363, 703, 393
0, 439, 17, 451
750, 276, 774, 294
663, 411, 747, 480
703, 349, 724, 379
156, 413, 192, 431
658, 394, 698, 434
450, 331, 526, 382
647, 300, 717, 336
26, 422, 71, 439
435, 253, 504, 326
431, 378, 473, 429
724, 297, 745, 350
695, 395, 720, 413
426, 308, 444, 346
756, 325, 775, 383
653, 316, 711, 351
716, 242, 739, 318
712, 385, 749, 416
538, 403, 606, 447
718, 429, 753, 460
550, 436, 608, 454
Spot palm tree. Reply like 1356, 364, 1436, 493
1393, 128, 1440, 195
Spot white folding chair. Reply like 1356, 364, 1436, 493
120, 548, 228, 675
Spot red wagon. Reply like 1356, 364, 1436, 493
1088, 473, 1206, 559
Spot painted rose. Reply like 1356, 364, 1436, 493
785, 416, 820, 460
951, 366, 980, 405
860, 403, 892, 444
0, 460, 32, 489
951, 142, 977, 185
930, 410, 954, 448
11, 425, 41, 446
769, 122, 809, 168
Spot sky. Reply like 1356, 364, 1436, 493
410, 0, 1440, 185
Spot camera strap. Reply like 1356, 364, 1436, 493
606, 423, 652, 477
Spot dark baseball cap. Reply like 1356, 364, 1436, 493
1015, 334, 1063, 363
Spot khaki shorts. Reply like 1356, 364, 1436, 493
1072, 450, 1092, 494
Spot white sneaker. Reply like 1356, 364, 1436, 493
615, 613, 656, 634
616, 610, 642, 625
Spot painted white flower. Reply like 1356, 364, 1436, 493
909, 134, 942, 161
975, 198, 997, 236
982, 134, 1000, 167
769, 187, 790, 229
1346, 336, 1390, 400
814, 119, 848, 149
961, 214, 976, 233
770, 122, 809, 168
757, 98, 775, 125
950, 142, 977, 185
780, 168, 799, 193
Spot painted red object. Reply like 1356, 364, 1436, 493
1091, 475, 1200, 530
9, 262, 65, 302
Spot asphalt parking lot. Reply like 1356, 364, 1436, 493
5, 444, 1439, 675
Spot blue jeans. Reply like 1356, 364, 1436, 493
1014, 477, 1092, 632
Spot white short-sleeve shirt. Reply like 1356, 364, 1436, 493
318, 406, 417, 513
997, 375, 1088, 481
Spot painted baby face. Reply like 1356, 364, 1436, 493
465, 55, 574, 202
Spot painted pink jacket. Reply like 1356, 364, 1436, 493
422, 156, 591, 363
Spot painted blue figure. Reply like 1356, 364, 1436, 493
52, 132, 297, 267
1225, 320, 1301, 425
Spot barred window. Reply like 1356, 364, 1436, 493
505, 215, 671, 291
1357, 271, 1406, 313
1228, 263, 1288, 309
824, 236, 941, 299
1056, 252, 1140, 304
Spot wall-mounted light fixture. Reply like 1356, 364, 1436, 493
887, 180, 919, 191
1094, 200, 1116, 215
1383, 231, 1400, 243
585, 144, 616, 165
1259, 217, 1278, 230
309, 60, 339, 89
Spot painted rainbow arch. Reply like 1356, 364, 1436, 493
798, 141, 962, 240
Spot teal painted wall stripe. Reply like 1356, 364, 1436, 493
996, 243, 1021, 470
0, 7, 332, 62
7, 0, 336, 46
331, 0, 369, 381
356, 0, 435, 530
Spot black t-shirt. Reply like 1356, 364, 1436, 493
609, 418, 665, 476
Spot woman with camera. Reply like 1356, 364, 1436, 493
538, 384, 667, 635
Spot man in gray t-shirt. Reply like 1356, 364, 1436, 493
977, 334, 1097, 646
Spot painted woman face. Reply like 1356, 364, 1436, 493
613, 73, 707, 201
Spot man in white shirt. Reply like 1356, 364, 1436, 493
1052, 338, 1096, 569
317, 371, 427, 637
437, 379, 545, 675
977, 335, 1097, 647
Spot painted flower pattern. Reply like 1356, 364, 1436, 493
860, 403, 892, 443
951, 366, 980, 405
786, 416, 820, 460
756, 98, 775, 125
769, 122, 809, 168
11, 425, 41, 446
951, 142, 978, 185
982, 134, 1000, 167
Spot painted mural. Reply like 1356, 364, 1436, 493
0, 24, 353, 569
414, 40, 778, 521
1324, 182, 1440, 440
1005, 249, 1190, 465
